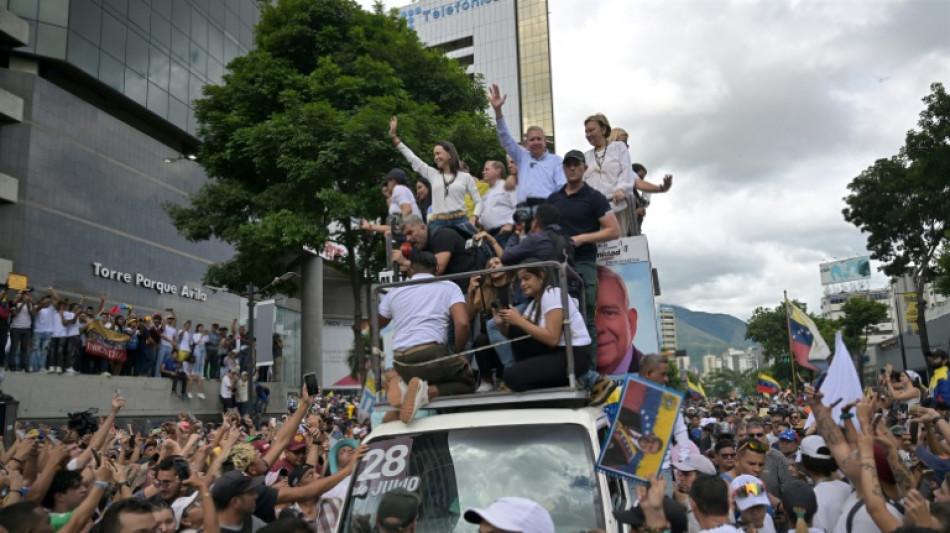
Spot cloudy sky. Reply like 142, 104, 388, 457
359, 0, 950, 320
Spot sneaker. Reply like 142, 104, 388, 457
399, 377, 429, 424
101, 372, 111, 377
588, 375, 618, 406
387, 376, 408, 407
187, 393, 193, 399
56, 366, 63, 374
197, 393, 206, 399
476, 381, 494, 393
65, 368, 77, 375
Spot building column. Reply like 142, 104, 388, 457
300, 255, 324, 384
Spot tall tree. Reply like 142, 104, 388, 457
843, 83, 950, 352
166, 0, 503, 376
839, 297, 889, 361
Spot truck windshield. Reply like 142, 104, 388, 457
337, 423, 605, 532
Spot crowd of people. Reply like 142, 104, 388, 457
362, 83, 673, 423
617, 349, 950, 533
0, 286, 286, 411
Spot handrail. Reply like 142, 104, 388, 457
369, 259, 581, 404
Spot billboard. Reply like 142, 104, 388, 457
595, 236, 660, 377
819, 256, 871, 285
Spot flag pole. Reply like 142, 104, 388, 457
785, 291, 798, 395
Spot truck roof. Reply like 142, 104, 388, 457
367, 405, 611, 438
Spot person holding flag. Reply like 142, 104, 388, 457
757, 374, 781, 397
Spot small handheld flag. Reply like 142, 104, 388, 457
757, 373, 781, 396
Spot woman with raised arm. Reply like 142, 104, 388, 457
583, 113, 672, 237
388, 116, 480, 235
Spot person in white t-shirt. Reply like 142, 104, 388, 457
731, 475, 776, 533
220, 368, 237, 412
187, 324, 208, 399
799, 435, 851, 532
31, 294, 56, 372
494, 260, 592, 391
177, 320, 193, 363
7, 289, 35, 371
157, 314, 178, 378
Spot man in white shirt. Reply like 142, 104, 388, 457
220, 368, 237, 412
157, 314, 178, 378
380, 250, 476, 423
7, 290, 35, 372
471, 160, 517, 248
31, 294, 55, 372
799, 435, 851, 532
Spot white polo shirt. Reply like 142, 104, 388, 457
378, 273, 465, 353
474, 179, 517, 230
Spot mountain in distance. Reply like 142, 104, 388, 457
661, 304, 752, 367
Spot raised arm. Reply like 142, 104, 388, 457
488, 84, 524, 162
262, 385, 313, 467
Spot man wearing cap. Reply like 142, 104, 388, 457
731, 475, 776, 533
381, 249, 476, 424
545, 148, 620, 399
798, 435, 850, 532
213, 470, 266, 532
464, 496, 555, 533
776, 429, 799, 462
374, 488, 421, 532
472, 160, 517, 248
673, 455, 717, 533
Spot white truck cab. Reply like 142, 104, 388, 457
335, 397, 633, 532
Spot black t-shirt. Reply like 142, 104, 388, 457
546, 184, 612, 262
426, 227, 476, 291
252, 482, 279, 522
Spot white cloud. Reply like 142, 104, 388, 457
359, 0, 949, 320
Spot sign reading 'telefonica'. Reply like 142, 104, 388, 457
400, 0, 501, 28
91, 262, 208, 301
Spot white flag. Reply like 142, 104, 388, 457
804, 331, 863, 430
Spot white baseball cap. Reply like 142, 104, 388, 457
673, 455, 717, 475
464, 497, 554, 533
800, 435, 833, 460
171, 492, 199, 530
730, 475, 769, 511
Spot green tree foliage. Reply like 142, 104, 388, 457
745, 300, 835, 383
166, 0, 503, 376
666, 359, 683, 392
843, 83, 950, 352
840, 297, 889, 358
703, 368, 758, 398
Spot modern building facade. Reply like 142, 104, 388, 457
397, 0, 555, 146
0, 0, 260, 328
658, 304, 677, 350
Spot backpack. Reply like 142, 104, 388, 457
544, 228, 583, 299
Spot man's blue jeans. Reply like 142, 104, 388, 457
156, 345, 173, 377
31, 331, 52, 372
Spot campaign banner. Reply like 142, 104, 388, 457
84, 320, 129, 362
595, 236, 660, 376
597, 375, 683, 484
819, 256, 871, 285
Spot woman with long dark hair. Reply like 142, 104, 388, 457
493, 259, 591, 391
415, 176, 432, 222
389, 116, 480, 234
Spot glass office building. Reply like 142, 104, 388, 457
0, 0, 259, 327
398, 0, 555, 146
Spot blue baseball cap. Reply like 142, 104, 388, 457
778, 429, 798, 442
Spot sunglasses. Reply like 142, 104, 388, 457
747, 432, 765, 438
718, 452, 737, 458
734, 481, 766, 498
289, 448, 308, 455
738, 439, 769, 453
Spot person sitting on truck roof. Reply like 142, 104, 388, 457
381, 250, 477, 424
493, 259, 592, 392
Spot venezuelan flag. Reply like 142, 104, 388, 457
757, 373, 781, 396
687, 377, 706, 400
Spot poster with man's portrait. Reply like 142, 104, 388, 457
597, 375, 683, 483
595, 236, 660, 376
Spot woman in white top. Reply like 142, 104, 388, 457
494, 259, 592, 391
389, 116, 480, 235
177, 321, 192, 362
583, 113, 673, 236
186, 323, 208, 399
